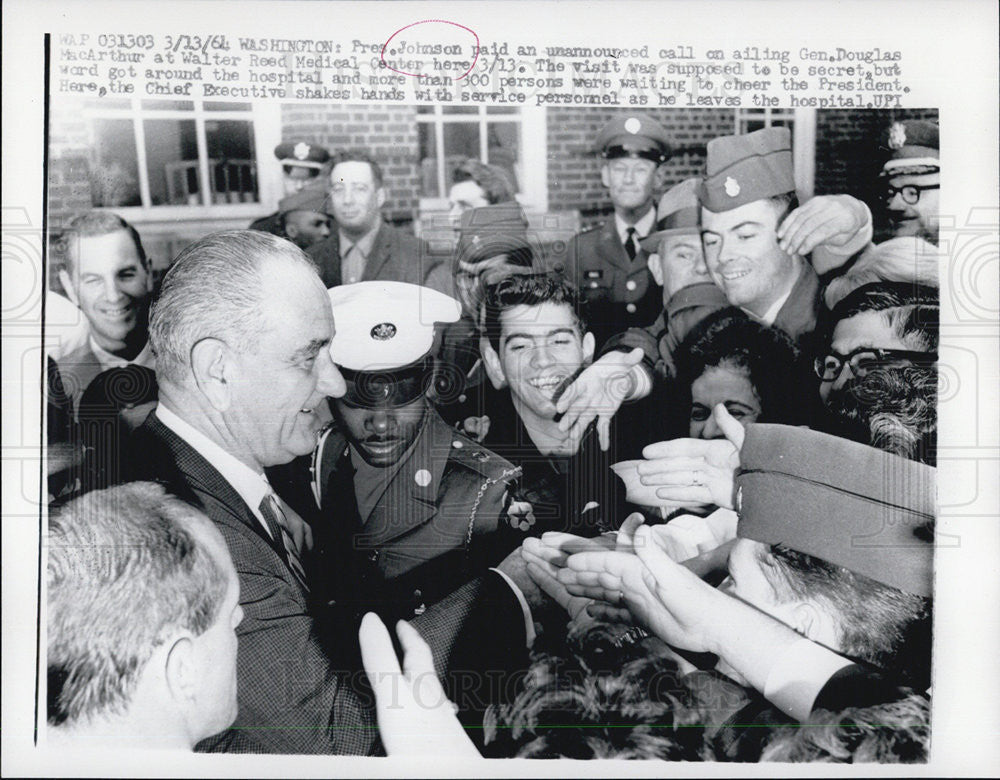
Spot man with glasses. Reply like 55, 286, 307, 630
879, 120, 939, 244
553, 113, 671, 348
816, 281, 938, 407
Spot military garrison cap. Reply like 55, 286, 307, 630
735, 424, 935, 597
699, 127, 795, 213
639, 177, 701, 252
880, 120, 939, 177
595, 114, 671, 163
455, 203, 534, 267
278, 180, 331, 216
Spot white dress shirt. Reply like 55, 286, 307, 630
155, 403, 274, 539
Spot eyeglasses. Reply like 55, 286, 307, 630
814, 347, 937, 381
885, 183, 939, 205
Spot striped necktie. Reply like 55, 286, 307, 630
259, 494, 309, 592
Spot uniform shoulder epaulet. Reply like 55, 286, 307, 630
446, 431, 519, 480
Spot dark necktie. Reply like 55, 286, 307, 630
259, 494, 309, 592
624, 227, 638, 261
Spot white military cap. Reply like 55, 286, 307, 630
328, 281, 462, 371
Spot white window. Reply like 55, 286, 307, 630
82, 98, 280, 222
415, 105, 547, 212
734, 108, 817, 198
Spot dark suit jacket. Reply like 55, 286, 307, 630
56, 342, 105, 418
306, 221, 452, 295
130, 412, 528, 754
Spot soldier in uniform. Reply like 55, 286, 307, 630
311, 281, 526, 621
249, 140, 332, 236
556, 113, 672, 349
276, 181, 333, 251
879, 120, 940, 244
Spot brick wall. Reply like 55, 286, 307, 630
815, 108, 938, 241
546, 108, 737, 228
281, 103, 421, 223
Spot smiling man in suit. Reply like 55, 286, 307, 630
132, 230, 533, 755
307, 150, 451, 295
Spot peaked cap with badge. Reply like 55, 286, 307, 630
595, 113, 672, 163
312, 281, 525, 619
879, 120, 939, 178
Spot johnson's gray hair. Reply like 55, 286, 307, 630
149, 230, 317, 383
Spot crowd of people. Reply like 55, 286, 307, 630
45, 113, 940, 762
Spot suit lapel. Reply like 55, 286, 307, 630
139, 414, 285, 559
361, 223, 391, 282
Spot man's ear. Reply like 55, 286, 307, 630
789, 601, 838, 648
600, 164, 611, 190
163, 635, 197, 704
58, 268, 78, 305
375, 186, 387, 211
284, 221, 300, 241
647, 252, 664, 287
190, 338, 234, 411
480, 336, 507, 390
582, 331, 596, 364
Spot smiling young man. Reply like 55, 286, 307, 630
698, 127, 874, 345
480, 273, 630, 536
55, 211, 155, 416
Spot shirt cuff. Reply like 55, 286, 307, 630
489, 567, 536, 647
627, 363, 653, 400
763, 636, 855, 722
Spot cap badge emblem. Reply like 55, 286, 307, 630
887, 122, 907, 150
371, 322, 397, 340
293, 142, 311, 160
624, 117, 642, 134
724, 176, 741, 197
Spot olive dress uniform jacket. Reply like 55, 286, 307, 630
603, 264, 824, 381
129, 411, 529, 755
553, 218, 662, 350
311, 407, 524, 621
306, 221, 452, 295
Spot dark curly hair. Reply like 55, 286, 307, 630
824, 364, 938, 465
483, 620, 738, 759
673, 308, 810, 433
483, 272, 587, 354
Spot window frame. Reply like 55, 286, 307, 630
81, 99, 282, 224
734, 107, 817, 199
415, 105, 548, 213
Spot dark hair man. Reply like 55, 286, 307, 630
55, 210, 154, 417
307, 150, 451, 294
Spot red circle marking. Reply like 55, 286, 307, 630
380, 19, 480, 80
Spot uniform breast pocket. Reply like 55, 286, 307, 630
580, 270, 612, 303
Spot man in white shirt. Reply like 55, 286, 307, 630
131, 229, 538, 755
55, 210, 155, 416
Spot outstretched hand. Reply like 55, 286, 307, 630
555, 348, 645, 451
638, 404, 744, 509
359, 613, 480, 757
